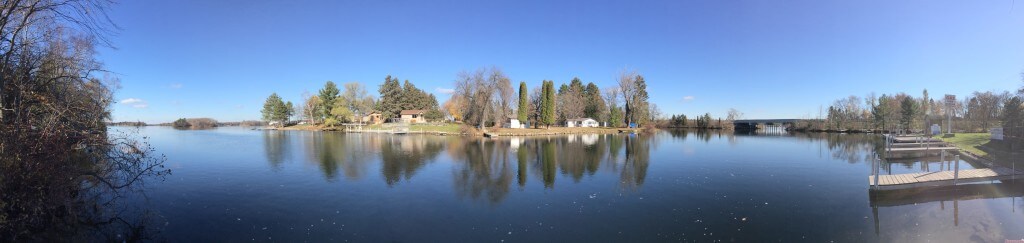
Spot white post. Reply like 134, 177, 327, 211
954, 155, 960, 185
940, 150, 946, 170
874, 154, 880, 189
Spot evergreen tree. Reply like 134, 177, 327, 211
319, 81, 340, 120
872, 95, 894, 130
583, 82, 605, 120
609, 105, 624, 127
630, 75, 651, 126
541, 80, 557, 128
900, 95, 918, 129
377, 75, 403, 119
518, 81, 529, 122
261, 93, 288, 126
285, 101, 294, 121
1002, 96, 1023, 147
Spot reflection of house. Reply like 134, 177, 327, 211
504, 118, 524, 129
400, 110, 427, 123
581, 134, 598, 145
566, 118, 599, 128
360, 113, 384, 124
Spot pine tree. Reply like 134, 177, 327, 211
285, 101, 294, 121
900, 96, 918, 129
319, 81, 340, 120
262, 93, 288, 126
631, 75, 650, 126
518, 81, 529, 122
377, 75, 403, 119
583, 82, 605, 120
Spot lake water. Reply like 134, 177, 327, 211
117, 126, 1024, 242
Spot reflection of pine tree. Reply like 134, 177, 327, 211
263, 131, 290, 171
380, 136, 444, 186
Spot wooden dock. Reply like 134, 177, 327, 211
869, 167, 1024, 190
886, 135, 942, 143
870, 182, 1024, 207
886, 147, 958, 152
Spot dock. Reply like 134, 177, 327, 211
868, 134, 1023, 190
869, 167, 1023, 190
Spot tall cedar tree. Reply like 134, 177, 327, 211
518, 82, 529, 122
543, 80, 557, 128
318, 81, 340, 120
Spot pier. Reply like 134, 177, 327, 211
869, 134, 1021, 191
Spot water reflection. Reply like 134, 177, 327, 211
263, 131, 290, 171
451, 139, 514, 203
379, 135, 444, 186
445, 134, 658, 203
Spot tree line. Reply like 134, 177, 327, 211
261, 76, 443, 127
812, 78, 1024, 148
448, 67, 654, 129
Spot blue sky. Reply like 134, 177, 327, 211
104, 0, 1024, 123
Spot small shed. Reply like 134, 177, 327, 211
566, 118, 599, 128
505, 119, 524, 129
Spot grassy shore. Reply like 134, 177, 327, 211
940, 133, 990, 157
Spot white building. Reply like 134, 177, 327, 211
566, 118, 599, 128
505, 118, 524, 129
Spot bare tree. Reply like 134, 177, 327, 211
617, 69, 638, 125
726, 108, 743, 121
301, 91, 322, 124
494, 71, 514, 128
557, 82, 586, 121
454, 67, 504, 129
604, 87, 620, 109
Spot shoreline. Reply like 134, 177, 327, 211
255, 124, 645, 137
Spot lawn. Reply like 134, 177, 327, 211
940, 133, 990, 157
409, 123, 462, 133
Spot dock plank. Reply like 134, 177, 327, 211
870, 167, 1024, 190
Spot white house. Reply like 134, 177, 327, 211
566, 118, 599, 128
505, 118, 524, 129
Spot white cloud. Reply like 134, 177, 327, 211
435, 87, 455, 95
121, 98, 144, 104
681, 96, 695, 102
120, 98, 148, 109
168, 83, 183, 89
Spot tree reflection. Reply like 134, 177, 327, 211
263, 131, 290, 171
452, 139, 514, 204
380, 135, 444, 186
619, 134, 651, 189
296, 132, 379, 181
446, 134, 655, 204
